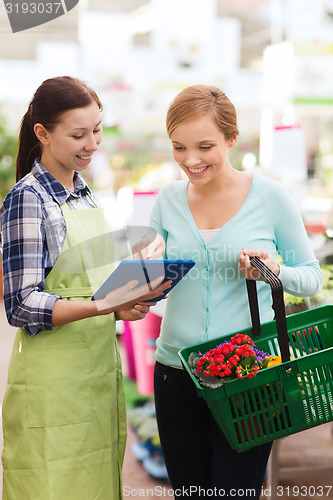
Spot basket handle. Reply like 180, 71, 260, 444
246, 256, 290, 365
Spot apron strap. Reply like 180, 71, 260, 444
60, 191, 98, 211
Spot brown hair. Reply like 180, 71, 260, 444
16, 76, 102, 182
166, 84, 239, 140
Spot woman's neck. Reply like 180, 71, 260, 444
40, 155, 75, 190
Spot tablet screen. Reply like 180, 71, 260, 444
91, 259, 195, 302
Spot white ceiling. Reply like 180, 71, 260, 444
0, 0, 273, 65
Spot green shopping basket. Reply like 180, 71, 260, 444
178, 257, 333, 452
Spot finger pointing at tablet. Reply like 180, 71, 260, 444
132, 234, 165, 259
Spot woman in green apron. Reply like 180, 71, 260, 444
0, 76, 170, 500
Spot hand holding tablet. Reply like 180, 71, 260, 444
92, 259, 195, 307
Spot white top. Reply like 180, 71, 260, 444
199, 228, 221, 244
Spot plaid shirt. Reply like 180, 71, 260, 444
0, 160, 97, 335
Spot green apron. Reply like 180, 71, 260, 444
2, 200, 127, 500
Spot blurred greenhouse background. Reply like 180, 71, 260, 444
1, 1, 333, 311
2, 1, 333, 495
2, 0, 333, 299
0, 0, 332, 209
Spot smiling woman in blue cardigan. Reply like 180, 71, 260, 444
140, 84, 322, 499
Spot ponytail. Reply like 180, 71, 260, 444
16, 104, 41, 182
15, 76, 103, 183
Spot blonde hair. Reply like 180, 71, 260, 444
166, 84, 239, 140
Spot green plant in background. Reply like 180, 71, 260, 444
275, 253, 333, 313
0, 117, 17, 202
320, 264, 333, 290
284, 263, 333, 314
314, 263, 333, 304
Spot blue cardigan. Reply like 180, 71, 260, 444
150, 173, 323, 368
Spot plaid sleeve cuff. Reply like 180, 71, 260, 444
19, 292, 62, 336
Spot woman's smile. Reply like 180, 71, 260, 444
185, 165, 210, 177
76, 153, 93, 164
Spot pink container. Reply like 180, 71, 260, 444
130, 312, 162, 396
122, 321, 137, 381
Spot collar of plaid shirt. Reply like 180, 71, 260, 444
31, 158, 92, 203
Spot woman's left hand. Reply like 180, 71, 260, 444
115, 301, 156, 321
239, 248, 280, 281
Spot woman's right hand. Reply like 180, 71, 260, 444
132, 234, 165, 260
95, 276, 171, 314
239, 248, 280, 281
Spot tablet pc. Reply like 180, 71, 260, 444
91, 259, 195, 302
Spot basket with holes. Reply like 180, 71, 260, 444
178, 257, 333, 452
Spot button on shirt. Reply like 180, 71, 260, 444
0, 160, 97, 335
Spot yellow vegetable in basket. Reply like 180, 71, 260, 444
267, 355, 293, 368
